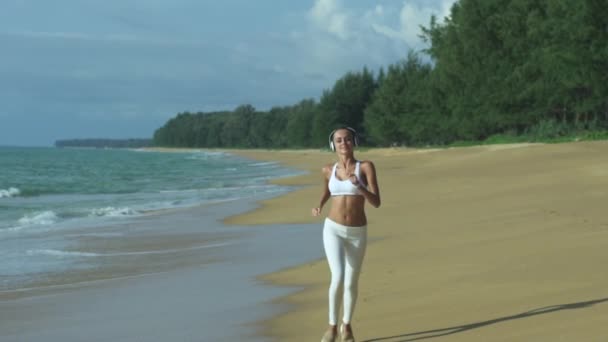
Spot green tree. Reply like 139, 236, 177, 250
285, 99, 316, 147
312, 68, 376, 146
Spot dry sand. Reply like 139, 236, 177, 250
227, 141, 608, 342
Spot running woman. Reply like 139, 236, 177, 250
312, 126, 381, 342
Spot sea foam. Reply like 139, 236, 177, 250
17, 211, 58, 226
89, 207, 137, 217
0, 187, 20, 198
26, 249, 100, 257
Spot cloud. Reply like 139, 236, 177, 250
295, 0, 453, 85
0, 30, 210, 47
308, 0, 350, 40
370, 0, 457, 48
305, 0, 457, 48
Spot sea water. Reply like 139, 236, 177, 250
0, 146, 303, 290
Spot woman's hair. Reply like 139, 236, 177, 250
328, 126, 359, 151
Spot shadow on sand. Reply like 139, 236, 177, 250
362, 297, 608, 342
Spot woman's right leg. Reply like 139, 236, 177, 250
323, 218, 344, 326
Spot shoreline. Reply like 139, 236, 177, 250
2, 146, 323, 341
0, 195, 325, 342
225, 141, 608, 341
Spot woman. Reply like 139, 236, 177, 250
312, 127, 381, 342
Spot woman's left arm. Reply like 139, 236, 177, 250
359, 161, 381, 208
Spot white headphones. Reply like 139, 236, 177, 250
328, 127, 359, 151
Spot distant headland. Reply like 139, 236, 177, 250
55, 138, 152, 149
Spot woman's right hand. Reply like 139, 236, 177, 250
312, 207, 321, 217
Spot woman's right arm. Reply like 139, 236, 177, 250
312, 165, 331, 217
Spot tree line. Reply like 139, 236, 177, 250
153, 0, 608, 148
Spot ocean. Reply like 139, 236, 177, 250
0, 146, 304, 292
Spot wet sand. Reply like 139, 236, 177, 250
228, 141, 608, 342
0, 198, 323, 342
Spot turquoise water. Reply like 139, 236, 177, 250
0, 146, 301, 286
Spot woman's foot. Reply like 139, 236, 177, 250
340, 323, 355, 342
321, 325, 338, 342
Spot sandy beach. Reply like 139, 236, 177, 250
2, 141, 607, 342
227, 141, 608, 341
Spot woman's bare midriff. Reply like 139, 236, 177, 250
327, 195, 367, 227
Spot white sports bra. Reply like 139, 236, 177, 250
328, 161, 365, 196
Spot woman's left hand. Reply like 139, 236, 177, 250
348, 174, 361, 187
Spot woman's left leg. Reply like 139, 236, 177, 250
342, 226, 367, 324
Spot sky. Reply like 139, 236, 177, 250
0, 0, 456, 146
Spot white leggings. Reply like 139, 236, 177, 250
323, 217, 367, 325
